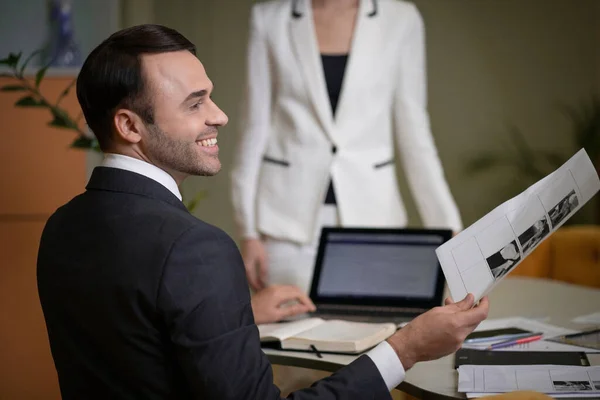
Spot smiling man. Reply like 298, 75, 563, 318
37, 24, 488, 400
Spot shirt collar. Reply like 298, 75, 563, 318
100, 154, 182, 201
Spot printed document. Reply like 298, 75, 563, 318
458, 365, 600, 395
436, 149, 600, 302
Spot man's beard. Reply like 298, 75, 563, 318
145, 123, 221, 177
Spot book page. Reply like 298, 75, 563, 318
283, 320, 396, 353
292, 320, 394, 343
436, 149, 600, 302
257, 318, 324, 342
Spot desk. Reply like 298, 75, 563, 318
263, 277, 600, 399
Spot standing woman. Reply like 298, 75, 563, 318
231, 0, 462, 294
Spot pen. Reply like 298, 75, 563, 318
465, 332, 537, 344
486, 333, 544, 350
310, 345, 323, 359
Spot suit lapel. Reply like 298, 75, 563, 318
334, 0, 383, 133
289, 0, 335, 139
289, 0, 383, 142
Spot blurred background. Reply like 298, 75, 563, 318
1, 0, 598, 398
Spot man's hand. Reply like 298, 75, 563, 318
251, 285, 316, 325
387, 294, 489, 370
242, 238, 268, 291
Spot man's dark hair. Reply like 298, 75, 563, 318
76, 24, 196, 151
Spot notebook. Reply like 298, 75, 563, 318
306, 227, 452, 325
258, 317, 396, 354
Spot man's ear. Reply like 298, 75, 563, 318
113, 109, 144, 144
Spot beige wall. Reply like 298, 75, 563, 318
412, 0, 598, 225
137, 0, 598, 239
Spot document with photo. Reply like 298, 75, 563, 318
436, 149, 600, 303
458, 365, 600, 396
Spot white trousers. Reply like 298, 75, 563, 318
264, 205, 339, 294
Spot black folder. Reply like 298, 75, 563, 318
454, 348, 590, 369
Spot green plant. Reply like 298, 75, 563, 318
183, 189, 208, 214
0, 51, 100, 151
465, 96, 600, 223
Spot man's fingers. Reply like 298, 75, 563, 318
293, 289, 316, 311
273, 285, 316, 311
476, 296, 489, 309
444, 297, 454, 306
459, 296, 490, 326
277, 303, 311, 320
452, 293, 475, 311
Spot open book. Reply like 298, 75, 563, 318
437, 149, 600, 303
258, 318, 396, 354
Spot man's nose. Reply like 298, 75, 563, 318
208, 101, 228, 127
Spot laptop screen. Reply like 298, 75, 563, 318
310, 228, 451, 309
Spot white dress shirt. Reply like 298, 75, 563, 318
100, 153, 405, 391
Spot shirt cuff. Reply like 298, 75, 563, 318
366, 340, 406, 391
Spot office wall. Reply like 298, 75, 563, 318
0, 0, 121, 67
413, 0, 598, 224
0, 75, 85, 400
147, 0, 599, 240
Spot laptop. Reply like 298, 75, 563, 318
306, 227, 451, 326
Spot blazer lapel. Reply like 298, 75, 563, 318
289, 0, 335, 139
334, 0, 384, 135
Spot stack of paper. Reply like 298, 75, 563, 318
457, 318, 600, 397
462, 317, 598, 353
458, 365, 600, 398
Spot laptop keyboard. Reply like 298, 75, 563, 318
315, 304, 426, 316
310, 304, 426, 326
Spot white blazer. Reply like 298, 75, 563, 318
230, 0, 462, 244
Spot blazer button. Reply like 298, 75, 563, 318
331, 146, 337, 154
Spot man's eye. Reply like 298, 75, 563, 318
190, 102, 201, 110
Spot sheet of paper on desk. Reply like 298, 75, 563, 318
458, 365, 600, 396
461, 317, 600, 352
466, 392, 600, 398
436, 149, 600, 303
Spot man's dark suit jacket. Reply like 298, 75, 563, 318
37, 167, 391, 399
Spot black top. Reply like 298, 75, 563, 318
36, 167, 390, 399
322, 54, 348, 204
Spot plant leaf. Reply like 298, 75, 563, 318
48, 107, 78, 130
35, 65, 49, 88
14, 95, 45, 107
464, 152, 514, 175
542, 152, 566, 170
19, 49, 43, 76
0, 52, 22, 68
55, 78, 76, 105
0, 85, 27, 92
70, 136, 98, 149
184, 190, 208, 213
